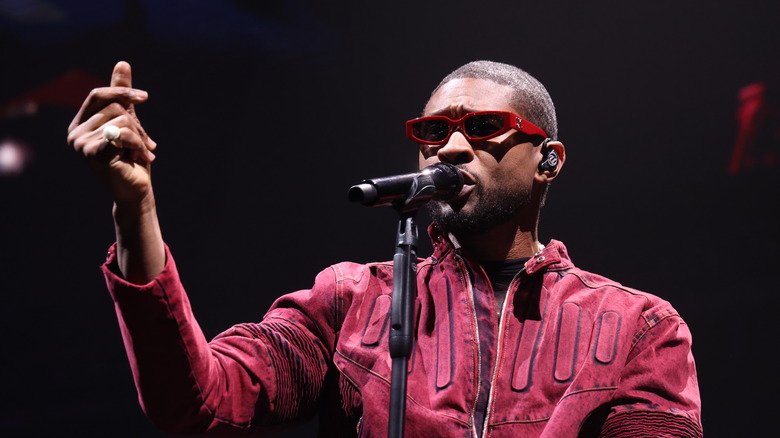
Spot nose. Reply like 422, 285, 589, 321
436, 130, 474, 165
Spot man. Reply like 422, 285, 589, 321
67, 60, 703, 437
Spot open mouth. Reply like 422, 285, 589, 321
446, 168, 476, 208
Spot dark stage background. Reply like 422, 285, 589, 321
1, 1, 778, 436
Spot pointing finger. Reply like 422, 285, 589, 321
69, 87, 148, 129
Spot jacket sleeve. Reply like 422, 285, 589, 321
599, 307, 703, 438
102, 243, 336, 435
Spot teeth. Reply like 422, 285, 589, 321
460, 171, 476, 185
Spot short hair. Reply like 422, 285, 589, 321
431, 60, 558, 140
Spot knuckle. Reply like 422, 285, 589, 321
106, 102, 125, 113
72, 136, 88, 152
82, 143, 98, 156
123, 132, 141, 149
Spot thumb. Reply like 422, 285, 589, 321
110, 61, 133, 88
110, 61, 138, 115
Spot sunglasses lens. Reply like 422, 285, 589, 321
413, 120, 450, 143
465, 113, 505, 139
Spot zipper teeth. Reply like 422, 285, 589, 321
481, 267, 526, 438
456, 254, 481, 438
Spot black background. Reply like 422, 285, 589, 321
1, 1, 778, 436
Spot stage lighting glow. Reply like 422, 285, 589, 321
0, 139, 30, 177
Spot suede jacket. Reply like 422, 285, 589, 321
102, 231, 702, 437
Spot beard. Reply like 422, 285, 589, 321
426, 180, 532, 235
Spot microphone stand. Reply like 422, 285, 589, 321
387, 177, 441, 438
388, 210, 418, 438
347, 163, 462, 438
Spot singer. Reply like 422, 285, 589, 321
67, 60, 702, 437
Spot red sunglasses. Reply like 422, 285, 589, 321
405, 111, 548, 145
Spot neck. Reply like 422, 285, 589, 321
450, 217, 543, 262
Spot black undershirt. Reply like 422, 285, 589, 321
480, 257, 529, 314
473, 257, 529, 436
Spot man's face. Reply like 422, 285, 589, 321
419, 78, 541, 235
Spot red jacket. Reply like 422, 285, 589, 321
103, 231, 702, 437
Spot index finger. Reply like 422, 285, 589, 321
68, 86, 147, 131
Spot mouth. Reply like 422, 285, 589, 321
458, 168, 477, 186
449, 168, 476, 204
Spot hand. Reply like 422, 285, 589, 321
67, 61, 158, 205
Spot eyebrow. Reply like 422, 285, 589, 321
427, 106, 479, 117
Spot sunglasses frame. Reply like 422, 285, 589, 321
405, 111, 548, 145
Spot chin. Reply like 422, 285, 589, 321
427, 202, 487, 235
427, 187, 530, 236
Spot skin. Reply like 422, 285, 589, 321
67, 61, 165, 284
419, 78, 566, 262
67, 65, 565, 283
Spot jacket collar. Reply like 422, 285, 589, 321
428, 223, 573, 276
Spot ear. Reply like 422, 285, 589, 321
535, 140, 566, 183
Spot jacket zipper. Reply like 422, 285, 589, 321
480, 268, 526, 438
454, 253, 482, 438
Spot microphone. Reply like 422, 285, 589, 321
348, 163, 464, 209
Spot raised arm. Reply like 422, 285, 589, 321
67, 61, 164, 284
67, 62, 335, 435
